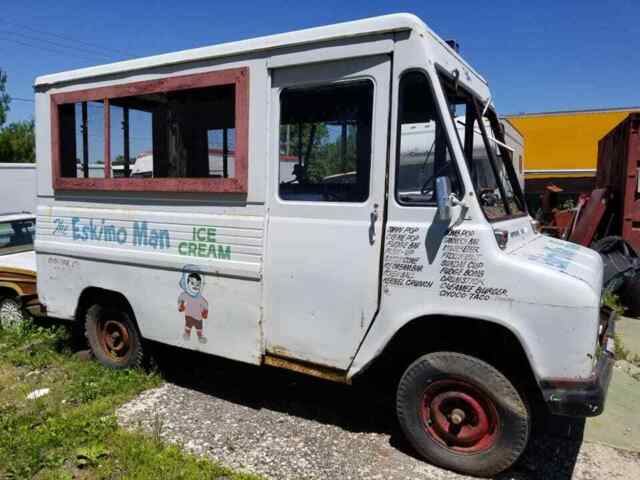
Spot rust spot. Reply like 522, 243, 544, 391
263, 353, 350, 384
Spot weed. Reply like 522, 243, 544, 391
602, 291, 626, 316
614, 333, 631, 361
152, 410, 164, 444
0, 322, 262, 480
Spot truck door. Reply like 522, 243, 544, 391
264, 55, 391, 370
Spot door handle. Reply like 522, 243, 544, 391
369, 203, 379, 245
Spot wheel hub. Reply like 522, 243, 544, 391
422, 379, 499, 453
0, 299, 23, 327
98, 318, 131, 360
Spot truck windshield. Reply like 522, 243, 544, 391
439, 73, 526, 220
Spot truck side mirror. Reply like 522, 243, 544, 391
436, 176, 452, 221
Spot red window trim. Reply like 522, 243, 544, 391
50, 67, 249, 193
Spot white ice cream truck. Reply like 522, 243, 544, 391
33, 14, 615, 476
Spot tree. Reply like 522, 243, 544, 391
0, 69, 10, 128
0, 120, 35, 163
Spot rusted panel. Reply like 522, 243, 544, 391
569, 188, 608, 246
263, 353, 350, 384
626, 116, 640, 251
50, 67, 249, 194
103, 98, 111, 178
50, 67, 248, 103
595, 113, 640, 252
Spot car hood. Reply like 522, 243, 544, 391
511, 235, 603, 294
0, 250, 36, 274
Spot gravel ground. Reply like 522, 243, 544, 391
117, 348, 640, 480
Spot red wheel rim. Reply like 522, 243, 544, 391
421, 379, 499, 453
97, 317, 132, 363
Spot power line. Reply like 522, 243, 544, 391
0, 28, 114, 62
9, 96, 34, 103
0, 34, 107, 62
0, 18, 133, 58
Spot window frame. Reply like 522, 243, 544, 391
437, 66, 528, 222
276, 78, 375, 204
394, 68, 464, 207
50, 67, 249, 193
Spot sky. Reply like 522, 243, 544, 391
1, 0, 639, 124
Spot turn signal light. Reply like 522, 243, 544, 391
494, 229, 508, 250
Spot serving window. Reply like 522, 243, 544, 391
51, 67, 248, 192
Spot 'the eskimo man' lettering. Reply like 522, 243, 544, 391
133, 221, 170, 249
72, 217, 128, 244
70, 217, 170, 249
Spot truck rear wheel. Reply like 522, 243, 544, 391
85, 304, 144, 369
396, 352, 530, 477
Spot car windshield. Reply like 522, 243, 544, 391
439, 72, 526, 220
0, 218, 36, 255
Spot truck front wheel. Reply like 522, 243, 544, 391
396, 352, 530, 477
85, 304, 144, 369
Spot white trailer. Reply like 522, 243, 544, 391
33, 14, 614, 477
0, 163, 37, 214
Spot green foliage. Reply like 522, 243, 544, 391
602, 291, 625, 316
0, 321, 69, 368
0, 322, 260, 480
0, 69, 35, 163
0, 119, 35, 163
0, 69, 9, 127
281, 122, 358, 183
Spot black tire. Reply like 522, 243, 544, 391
620, 276, 640, 318
85, 304, 144, 369
396, 352, 530, 477
591, 235, 637, 256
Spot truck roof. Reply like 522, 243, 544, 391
35, 13, 486, 88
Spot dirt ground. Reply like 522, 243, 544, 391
117, 329, 640, 480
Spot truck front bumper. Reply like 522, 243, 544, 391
539, 307, 617, 417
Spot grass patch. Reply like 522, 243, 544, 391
0, 322, 261, 480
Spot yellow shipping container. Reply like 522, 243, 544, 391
506, 108, 639, 180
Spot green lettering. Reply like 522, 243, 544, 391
217, 245, 231, 260
207, 227, 216, 243
196, 227, 207, 242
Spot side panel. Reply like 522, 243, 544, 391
35, 56, 270, 366
36, 205, 265, 364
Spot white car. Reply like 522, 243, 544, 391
0, 213, 36, 327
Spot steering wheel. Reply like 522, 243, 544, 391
480, 189, 499, 207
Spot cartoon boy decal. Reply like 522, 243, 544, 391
178, 265, 209, 343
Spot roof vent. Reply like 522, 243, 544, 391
445, 40, 460, 53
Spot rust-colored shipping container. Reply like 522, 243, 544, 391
595, 113, 640, 252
